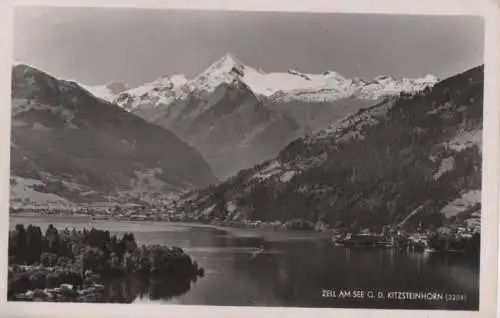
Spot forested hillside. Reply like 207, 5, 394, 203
179, 66, 483, 231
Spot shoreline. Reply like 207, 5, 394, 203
8, 224, 203, 303
9, 212, 335, 242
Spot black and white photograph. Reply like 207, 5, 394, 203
3, 2, 499, 316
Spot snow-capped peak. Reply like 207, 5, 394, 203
105, 53, 439, 111
113, 74, 188, 111
208, 53, 244, 72
186, 53, 246, 95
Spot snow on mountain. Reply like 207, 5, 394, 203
185, 53, 245, 96
113, 54, 245, 112
356, 74, 439, 99
114, 74, 188, 111
11, 57, 438, 182
111, 53, 438, 112
182, 53, 438, 103
184, 53, 355, 101
246, 69, 352, 101
104, 54, 439, 179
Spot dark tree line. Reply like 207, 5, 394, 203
8, 224, 202, 298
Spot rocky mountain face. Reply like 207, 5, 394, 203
10, 64, 216, 206
111, 54, 438, 179
178, 65, 483, 231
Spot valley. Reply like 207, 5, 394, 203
10, 58, 483, 241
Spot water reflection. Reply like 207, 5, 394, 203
9, 216, 480, 310
102, 275, 195, 303
200, 242, 480, 309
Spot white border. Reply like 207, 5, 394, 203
0, 1, 499, 318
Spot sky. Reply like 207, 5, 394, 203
13, 7, 485, 87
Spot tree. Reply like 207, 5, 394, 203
108, 252, 121, 272
82, 247, 106, 272
40, 252, 58, 267
25, 225, 44, 264
11, 225, 27, 263
121, 233, 138, 253
45, 224, 60, 253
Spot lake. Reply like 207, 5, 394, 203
9, 214, 479, 310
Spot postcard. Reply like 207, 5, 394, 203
0, 1, 499, 317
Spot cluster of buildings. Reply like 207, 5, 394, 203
10, 203, 481, 244
10, 204, 170, 222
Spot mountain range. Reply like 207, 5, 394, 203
86, 53, 439, 179
176, 65, 483, 231
10, 63, 215, 207
9, 56, 482, 232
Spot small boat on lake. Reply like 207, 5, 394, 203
334, 233, 383, 248
252, 245, 265, 258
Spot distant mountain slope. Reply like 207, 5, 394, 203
10, 64, 216, 206
112, 54, 437, 179
138, 79, 305, 179
178, 65, 483, 231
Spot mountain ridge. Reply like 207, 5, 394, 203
112, 53, 439, 108
10, 63, 216, 206
175, 65, 483, 231
106, 54, 438, 179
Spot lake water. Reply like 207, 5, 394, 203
10, 214, 479, 310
